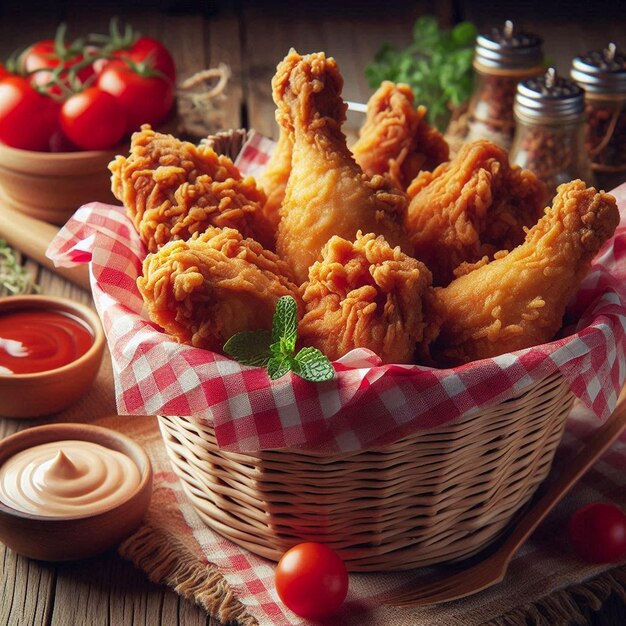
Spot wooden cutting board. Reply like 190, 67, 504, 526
0, 204, 90, 291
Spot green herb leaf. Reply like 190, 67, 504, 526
292, 347, 334, 383
223, 295, 334, 383
223, 330, 272, 366
268, 355, 292, 380
365, 14, 476, 131
272, 295, 298, 351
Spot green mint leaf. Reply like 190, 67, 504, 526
272, 295, 298, 352
223, 330, 272, 366
292, 347, 334, 383
268, 355, 292, 380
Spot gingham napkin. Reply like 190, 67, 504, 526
46, 134, 626, 454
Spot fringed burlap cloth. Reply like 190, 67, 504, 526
56, 352, 626, 625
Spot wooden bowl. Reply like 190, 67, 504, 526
0, 296, 105, 418
0, 143, 120, 226
0, 422, 152, 561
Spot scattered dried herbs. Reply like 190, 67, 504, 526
0, 239, 38, 296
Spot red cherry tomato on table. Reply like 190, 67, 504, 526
0, 65, 10, 80
275, 542, 349, 619
568, 502, 626, 564
60, 87, 126, 151
96, 61, 174, 135
0, 76, 59, 150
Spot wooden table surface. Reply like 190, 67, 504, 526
1, 2, 625, 625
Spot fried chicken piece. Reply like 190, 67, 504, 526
110, 125, 273, 253
299, 231, 434, 364
256, 126, 292, 231
428, 181, 619, 365
405, 140, 548, 286
273, 49, 413, 284
137, 227, 301, 352
351, 81, 449, 191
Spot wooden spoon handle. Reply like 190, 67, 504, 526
0, 203, 90, 291
502, 389, 626, 566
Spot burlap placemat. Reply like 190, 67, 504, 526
52, 352, 626, 625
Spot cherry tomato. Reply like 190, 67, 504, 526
96, 60, 174, 134
21, 40, 95, 94
0, 76, 59, 150
94, 36, 176, 83
0, 65, 9, 80
60, 87, 125, 151
122, 36, 176, 81
275, 542, 349, 619
568, 502, 626, 564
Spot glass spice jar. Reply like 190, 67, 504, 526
465, 20, 545, 150
571, 43, 626, 191
510, 68, 595, 198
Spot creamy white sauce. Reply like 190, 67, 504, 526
0, 440, 141, 517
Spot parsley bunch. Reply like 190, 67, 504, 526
365, 16, 477, 132
224, 296, 334, 383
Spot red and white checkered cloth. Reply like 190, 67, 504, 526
47, 132, 626, 453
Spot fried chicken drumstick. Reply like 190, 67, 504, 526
273, 49, 413, 284
428, 181, 620, 365
405, 140, 548, 286
110, 126, 272, 253
351, 81, 449, 191
299, 232, 434, 364
137, 227, 301, 352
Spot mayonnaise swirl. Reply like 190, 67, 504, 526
0, 440, 141, 517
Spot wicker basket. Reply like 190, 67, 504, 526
158, 372, 574, 572
154, 129, 575, 571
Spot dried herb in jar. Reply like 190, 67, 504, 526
510, 68, 595, 198
466, 20, 544, 150
571, 43, 626, 191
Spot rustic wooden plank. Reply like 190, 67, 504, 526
0, 547, 55, 626
206, 14, 244, 132
48, 549, 213, 626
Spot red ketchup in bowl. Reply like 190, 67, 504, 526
0, 309, 94, 375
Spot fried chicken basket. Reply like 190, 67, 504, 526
47, 130, 626, 573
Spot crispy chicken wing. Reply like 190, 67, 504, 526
110, 125, 273, 253
351, 81, 449, 191
137, 227, 301, 352
405, 140, 548, 286
299, 231, 434, 364
428, 181, 619, 365
273, 49, 413, 284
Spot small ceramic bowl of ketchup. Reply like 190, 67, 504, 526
0, 295, 105, 418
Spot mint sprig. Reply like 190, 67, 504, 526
223, 296, 334, 383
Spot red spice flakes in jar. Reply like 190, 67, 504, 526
571, 43, 626, 191
466, 20, 545, 150
510, 68, 595, 199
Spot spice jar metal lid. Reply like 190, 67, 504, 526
514, 68, 585, 123
570, 43, 626, 94
474, 20, 544, 72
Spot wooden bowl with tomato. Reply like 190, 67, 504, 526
0, 23, 176, 226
